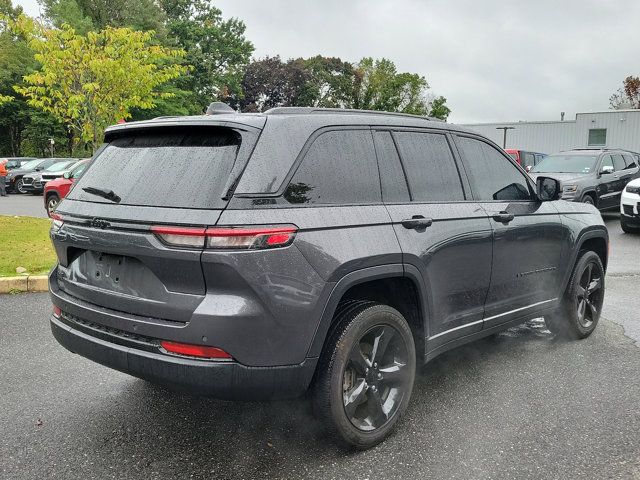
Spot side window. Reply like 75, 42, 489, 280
456, 136, 533, 201
611, 154, 625, 172
393, 131, 464, 202
626, 154, 639, 169
522, 152, 535, 168
284, 130, 381, 205
600, 155, 614, 171
372, 131, 410, 203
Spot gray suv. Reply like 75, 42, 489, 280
49, 107, 608, 448
530, 148, 640, 209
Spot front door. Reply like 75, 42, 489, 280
453, 134, 565, 329
373, 129, 493, 349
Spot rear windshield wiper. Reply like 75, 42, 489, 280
82, 186, 121, 203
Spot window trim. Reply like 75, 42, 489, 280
451, 133, 537, 203
279, 126, 383, 206
371, 129, 412, 203
375, 127, 469, 202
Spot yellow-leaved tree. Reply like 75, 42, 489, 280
2, 15, 188, 152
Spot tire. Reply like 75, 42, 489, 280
46, 194, 60, 217
581, 194, 595, 206
15, 178, 27, 194
545, 250, 605, 339
313, 302, 416, 449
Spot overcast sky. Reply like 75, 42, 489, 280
14, 0, 639, 123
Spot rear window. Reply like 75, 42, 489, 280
68, 128, 242, 209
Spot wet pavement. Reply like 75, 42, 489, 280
0, 193, 48, 218
0, 212, 639, 480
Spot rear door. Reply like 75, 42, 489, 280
379, 129, 493, 348
52, 125, 259, 324
597, 154, 618, 209
453, 134, 565, 328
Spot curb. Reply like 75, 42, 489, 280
0, 275, 49, 294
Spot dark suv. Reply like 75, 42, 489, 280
529, 148, 640, 209
49, 108, 608, 449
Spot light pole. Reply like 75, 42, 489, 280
496, 126, 515, 149
49, 138, 55, 157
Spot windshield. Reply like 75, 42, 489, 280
531, 155, 597, 174
69, 161, 88, 178
45, 161, 76, 172
20, 159, 42, 170
69, 128, 243, 209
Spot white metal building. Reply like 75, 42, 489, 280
461, 109, 640, 154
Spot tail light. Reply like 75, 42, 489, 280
52, 305, 62, 318
151, 225, 297, 250
160, 340, 232, 359
51, 213, 64, 233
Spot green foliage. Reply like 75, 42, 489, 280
7, 15, 187, 151
428, 96, 451, 121
351, 57, 429, 115
236, 55, 450, 119
39, 0, 167, 36
161, 0, 253, 111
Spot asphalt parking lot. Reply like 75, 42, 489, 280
1, 206, 639, 479
0, 193, 48, 218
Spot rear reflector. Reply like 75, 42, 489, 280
51, 213, 64, 232
151, 225, 297, 250
52, 305, 61, 318
160, 340, 232, 359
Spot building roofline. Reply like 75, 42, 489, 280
460, 108, 640, 127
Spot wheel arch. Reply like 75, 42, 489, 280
560, 228, 608, 292
581, 189, 598, 206
307, 264, 429, 361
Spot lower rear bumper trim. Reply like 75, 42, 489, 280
50, 316, 317, 400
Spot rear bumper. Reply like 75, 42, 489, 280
50, 313, 317, 400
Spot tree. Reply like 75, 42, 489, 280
351, 57, 429, 115
0, 0, 39, 155
300, 56, 355, 108
236, 56, 311, 112
161, 0, 253, 111
39, 0, 167, 36
2, 15, 187, 152
610, 76, 640, 110
428, 95, 451, 121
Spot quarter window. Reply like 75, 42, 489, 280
392, 131, 464, 202
588, 129, 606, 147
284, 130, 381, 205
456, 136, 532, 201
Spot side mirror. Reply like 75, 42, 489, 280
536, 176, 561, 201
600, 165, 614, 175
63, 172, 71, 179
525, 165, 532, 173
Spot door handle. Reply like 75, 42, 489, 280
492, 211, 515, 224
401, 215, 433, 230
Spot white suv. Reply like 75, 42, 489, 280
621, 177, 640, 233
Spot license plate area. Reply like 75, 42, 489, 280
92, 252, 126, 288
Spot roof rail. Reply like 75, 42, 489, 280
263, 106, 444, 122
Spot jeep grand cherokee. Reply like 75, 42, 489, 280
49, 107, 608, 449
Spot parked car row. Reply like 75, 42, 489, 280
3, 157, 84, 195
44, 159, 89, 216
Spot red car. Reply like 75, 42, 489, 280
504, 149, 547, 171
43, 159, 89, 216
